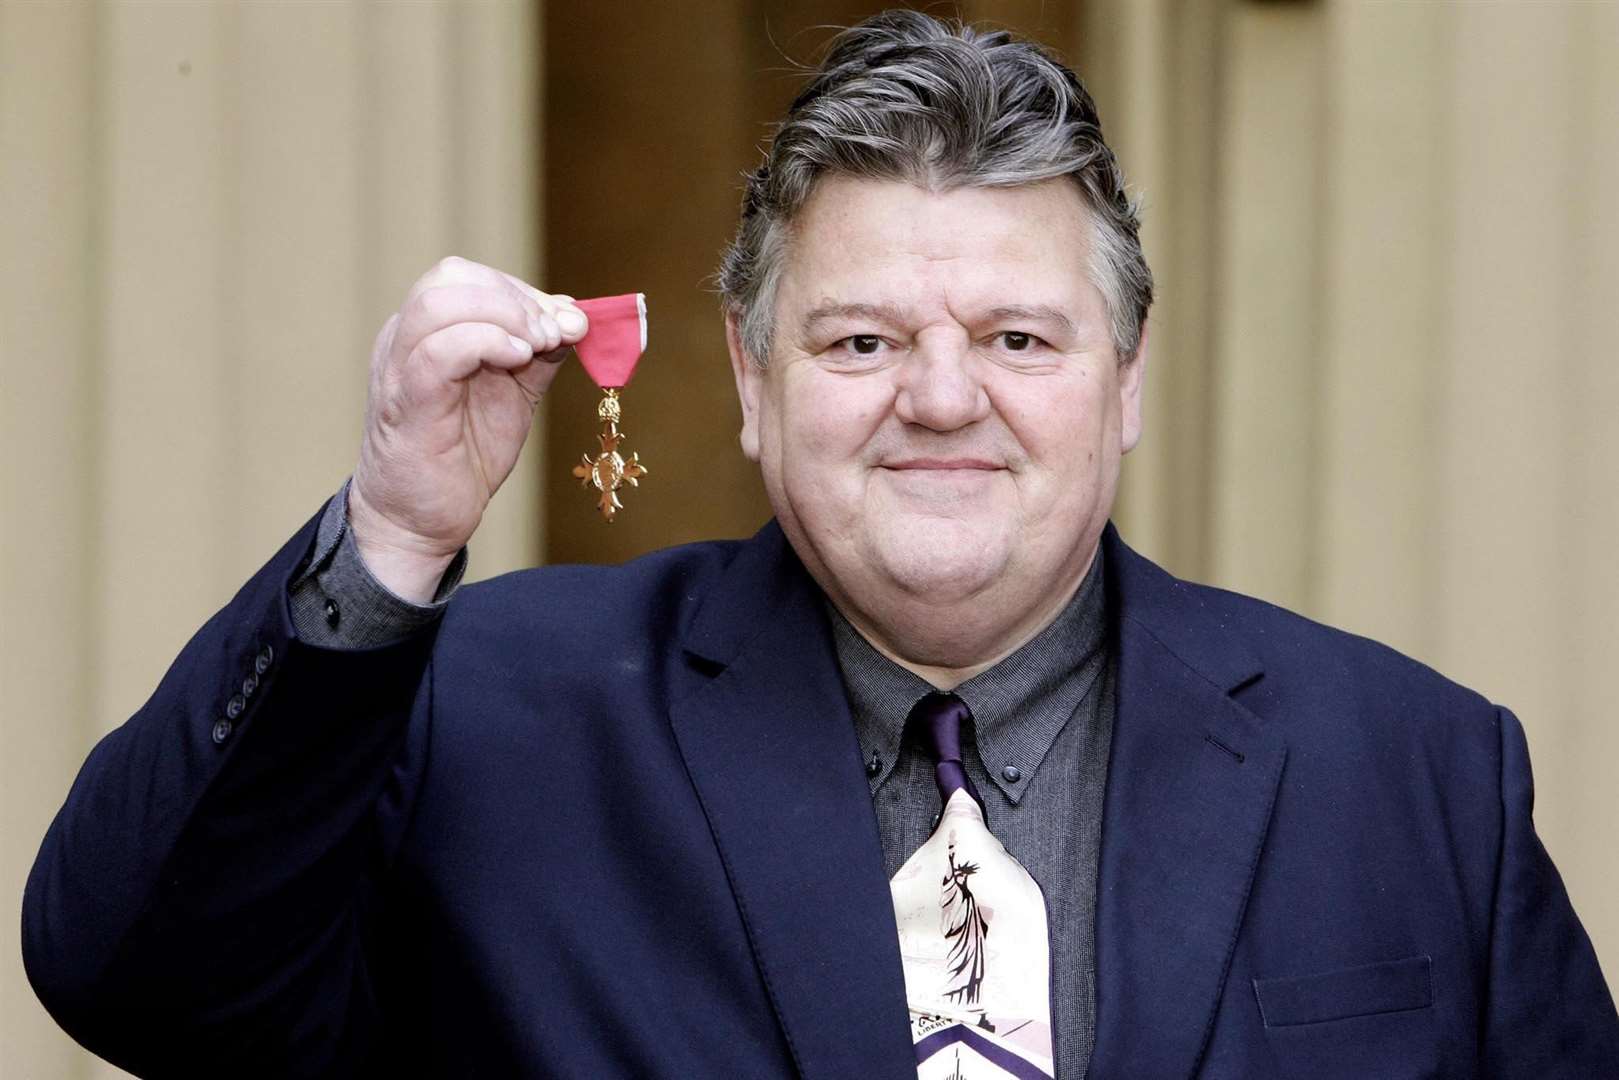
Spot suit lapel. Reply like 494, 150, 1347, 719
670, 524, 914, 1080
1089, 530, 1287, 1079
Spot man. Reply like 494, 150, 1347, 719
23, 10, 1619, 1079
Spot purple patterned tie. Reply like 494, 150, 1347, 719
891, 693, 1055, 1079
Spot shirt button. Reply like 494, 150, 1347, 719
212, 718, 233, 744
255, 645, 274, 675
324, 598, 340, 628
226, 694, 245, 720
1001, 765, 1023, 783
865, 753, 881, 777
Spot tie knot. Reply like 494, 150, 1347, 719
907, 691, 973, 766
906, 691, 985, 820
906, 693, 964, 767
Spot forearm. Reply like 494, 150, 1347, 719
22, 499, 441, 1075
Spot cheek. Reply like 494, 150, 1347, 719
998, 377, 1121, 474
778, 374, 891, 463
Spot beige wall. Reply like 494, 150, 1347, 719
0, 2, 541, 1073
1089, 0, 1619, 991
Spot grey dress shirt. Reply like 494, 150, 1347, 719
288, 480, 465, 649
290, 485, 1114, 1079
829, 555, 1114, 1080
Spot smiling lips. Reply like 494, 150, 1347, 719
883, 458, 1001, 471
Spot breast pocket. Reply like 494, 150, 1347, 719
1253, 955, 1438, 1079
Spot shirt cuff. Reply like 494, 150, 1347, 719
288, 479, 468, 649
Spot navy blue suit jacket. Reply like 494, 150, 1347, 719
24, 508, 1619, 1077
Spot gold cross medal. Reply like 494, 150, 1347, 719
570, 293, 649, 522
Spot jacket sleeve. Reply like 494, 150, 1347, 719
21, 501, 440, 1077
1483, 706, 1619, 1077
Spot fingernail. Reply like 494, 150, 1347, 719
509, 334, 534, 356
557, 308, 586, 335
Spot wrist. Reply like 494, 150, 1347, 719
353, 540, 458, 606
346, 484, 462, 604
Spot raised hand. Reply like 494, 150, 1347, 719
349, 256, 587, 601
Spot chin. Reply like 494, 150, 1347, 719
867, 523, 1012, 603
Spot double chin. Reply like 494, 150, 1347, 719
850, 529, 1024, 648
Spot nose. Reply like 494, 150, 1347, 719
893, 329, 990, 431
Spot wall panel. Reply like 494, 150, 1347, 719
1206, 4, 1324, 604
0, 3, 541, 1073
1082, 0, 1619, 991
0, 8, 101, 1076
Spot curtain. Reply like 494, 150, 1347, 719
0, 3, 541, 1074
1087, 0, 1619, 994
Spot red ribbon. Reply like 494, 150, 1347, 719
573, 293, 647, 389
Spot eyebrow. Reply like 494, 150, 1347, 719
799, 301, 909, 334
985, 305, 1076, 336
797, 301, 1078, 338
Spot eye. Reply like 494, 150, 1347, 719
822, 333, 894, 369
999, 331, 1035, 351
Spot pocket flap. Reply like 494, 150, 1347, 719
1253, 954, 1433, 1027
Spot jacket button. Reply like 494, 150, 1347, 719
255, 645, 273, 675
212, 718, 233, 744
226, 694, 245, 719
1001, 765, 1022, 783
242, 673, 258, 697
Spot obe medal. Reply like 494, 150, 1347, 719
571, 293, 649, 522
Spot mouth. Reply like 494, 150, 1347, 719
881, 458, 1002, 471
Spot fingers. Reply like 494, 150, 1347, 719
397, 286, 587, 366
381, 256, 589, 410
404, 254, 589, 335
499, 271, 588, 344
395, 283, 546, 353
405, 254, 510, 305
405, 257, 549, 348
409, 321, 537, 386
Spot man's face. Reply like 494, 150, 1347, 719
729, 176, 1144, 664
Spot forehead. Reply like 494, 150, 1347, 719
777, 175, 1098, 316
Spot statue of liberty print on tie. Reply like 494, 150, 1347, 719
891, 693, 1055, 1079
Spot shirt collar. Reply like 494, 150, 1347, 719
831, 549, 1110, 806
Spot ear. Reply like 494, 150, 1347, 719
1119, 321, 1148, 454
725, 310, 763, 462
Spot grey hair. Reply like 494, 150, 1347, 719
716, 9, 1153, 367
